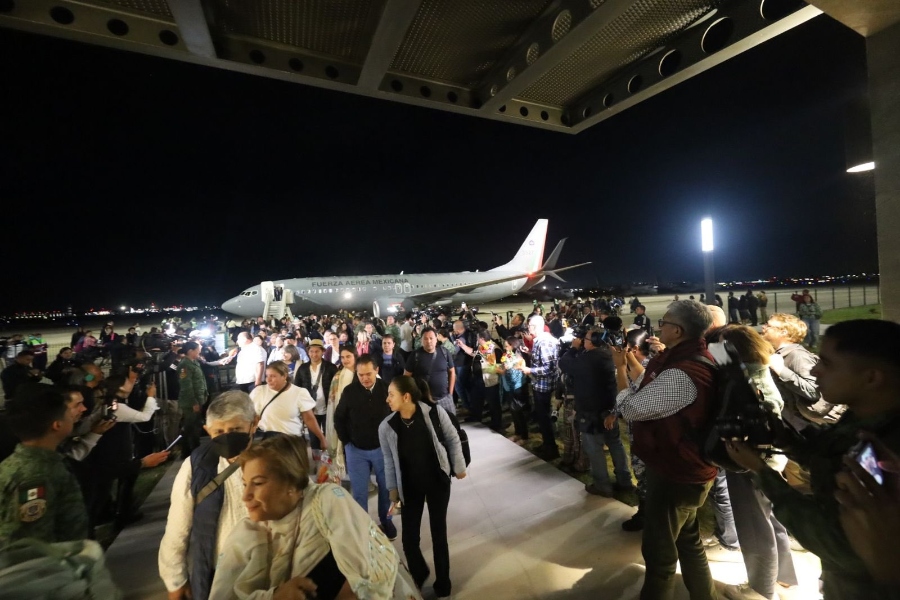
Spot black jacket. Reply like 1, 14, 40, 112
294, 360, 337, 401
558, 346, 617, 432
370, 351, 406, 386
333, 379, 391, 450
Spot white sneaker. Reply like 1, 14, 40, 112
723, 583, 777, 600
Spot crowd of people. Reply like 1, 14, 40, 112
0, 296, 898, 600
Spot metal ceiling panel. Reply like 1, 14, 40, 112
85, 0, 174, 18
521, 0, 722, 106
206, 0, 386, 63
389, 0, 554, 86
0, 0, 830, 133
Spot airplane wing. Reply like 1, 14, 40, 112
405, 272, 538, 300
405, 262, 592, 301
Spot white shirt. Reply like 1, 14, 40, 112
250, 384, 316, 436
267, 347, 285, 365
158, 456, 248, 592
399, 322, 414, 352
309, 362, 327, 415
236, 345, 268, 384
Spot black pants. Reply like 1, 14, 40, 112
310, 414, 326, 450
640, 468, 716, 600
484, 384, 502, 430
532, 389, 555, 450
401, 470, 452, 597
181, 410, 203, 457
508, 387, 530, 439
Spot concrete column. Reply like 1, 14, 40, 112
867, 21, 900, 321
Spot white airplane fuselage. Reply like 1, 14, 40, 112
221, 219, 589, 318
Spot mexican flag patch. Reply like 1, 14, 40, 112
19, 486, 45, 503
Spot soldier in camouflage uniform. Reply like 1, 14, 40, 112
0, 385, 88, 543
177, 342, 207, 457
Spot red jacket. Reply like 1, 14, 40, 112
631, 338, 718, 484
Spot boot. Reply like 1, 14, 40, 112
622, 500, 644, 532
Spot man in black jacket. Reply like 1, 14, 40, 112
370, 334, 405, 387
333, 355, 396, 540
294, 339, 337, 451
559, 329, 632, 497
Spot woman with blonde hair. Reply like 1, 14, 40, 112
355, 330, 371, 356
714, 325, 798, 600
210, 435, 421, 600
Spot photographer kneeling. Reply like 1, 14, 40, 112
726, 319, 900, 600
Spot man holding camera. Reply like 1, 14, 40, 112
613, 299, 718, 599
726, 319, 900, 599
450, 320, 477, 415
559, 328, 632, 497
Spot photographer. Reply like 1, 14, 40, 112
559, 328, 632, 497
726, 320, 900, 599
613, 300, 718, 599
82, 375, 169, 534
450, 320, 477, 415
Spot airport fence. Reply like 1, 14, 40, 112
764, 284, 880, 314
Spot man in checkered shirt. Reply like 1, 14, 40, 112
612, 300, 718, 600
517, 315, 560, 461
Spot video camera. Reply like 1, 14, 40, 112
704, 341, 782, 472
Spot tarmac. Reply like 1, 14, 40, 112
105, 423, 823, 599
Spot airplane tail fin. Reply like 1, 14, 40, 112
540, 238, 566, 280
489, 219, 547, 274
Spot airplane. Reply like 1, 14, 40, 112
220, 219, 590, 319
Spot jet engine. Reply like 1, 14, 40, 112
372, 298, 408, 318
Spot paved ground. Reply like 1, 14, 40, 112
106, 423, 823, 599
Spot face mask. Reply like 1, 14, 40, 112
210, 431, 251, 459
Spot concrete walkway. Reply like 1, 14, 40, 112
106, 424, 822, 599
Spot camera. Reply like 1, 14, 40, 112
703, 341, 781, 471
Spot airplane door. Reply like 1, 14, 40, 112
403, 283, 411, 294
395, 283, 402, 295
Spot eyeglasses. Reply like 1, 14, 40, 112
658, 319, 681, 329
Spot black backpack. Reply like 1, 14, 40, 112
428, 405, 471, 475
685, 342, 780, 472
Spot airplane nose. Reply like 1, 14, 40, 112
221, 297, 240, 314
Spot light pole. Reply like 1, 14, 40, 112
701, 218, 715, 306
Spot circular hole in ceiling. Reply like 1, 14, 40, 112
552, 10, 572, 43
325, 65, 339, 79
519, 106, 529, 117
420, 85, 431, 98
602, 93, 614, 108
759, 0, 802, 21
107, 18, 128, 36
658, 49, 682, 77
249, 49, 265, 64
49, 6, 74, 24
701, 17, 734, 54
628, 75, 643, 94
447, 91, 458, 103
390, 79, 403, 92
540, 110, 549, 121
582, 106, 592, 119
289, 58, 304, 72
158, 29, 178, 45
526, 42, 540, 65
506, 66, 516, 82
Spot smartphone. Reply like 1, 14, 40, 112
164, 434, 183, 453
853, 441, 884, 485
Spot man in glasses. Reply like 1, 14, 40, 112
613, 300, 718, 599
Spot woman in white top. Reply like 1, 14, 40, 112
210, 435, 421, 600
250, 361, 327, 449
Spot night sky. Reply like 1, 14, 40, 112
0, 13, 875, 314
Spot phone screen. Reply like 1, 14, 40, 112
856, 442, 884, 485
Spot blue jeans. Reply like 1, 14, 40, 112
345, 443, 391, 525
581, 423, 632, 489
454, 366, 471, 410
711, 468, 740, 549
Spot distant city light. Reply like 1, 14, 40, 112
701, 218, 714, 253
847, 161, 875, 173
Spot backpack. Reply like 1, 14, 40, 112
427, 405, 471, 475
685, 341, 781, 473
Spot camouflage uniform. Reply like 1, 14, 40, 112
177, 357, 207, 456
0, 445, 88, 543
